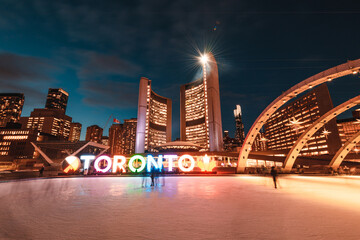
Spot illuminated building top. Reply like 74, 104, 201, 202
85, 125, 103, 143
45, 88, 69, 113
0, 93, 24, 128
234, 104, 245, 146
180, 53, 223, 151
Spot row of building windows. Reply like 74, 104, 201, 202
3, 135, 28, 140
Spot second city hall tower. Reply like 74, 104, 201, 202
180, 53, 223, 151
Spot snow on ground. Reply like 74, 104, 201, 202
1, 175, 360, 240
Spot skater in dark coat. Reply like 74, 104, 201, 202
150, 167, 155, 186
270, 166, 278, 189
39, 166, 45, 177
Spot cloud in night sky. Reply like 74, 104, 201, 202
81, 79, 138, 109
1, 0, 360, 139
0, 52, 57, 106
75, 51, 141, 109
78, 52, 141, 78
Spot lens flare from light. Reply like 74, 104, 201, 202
200, 54, 208, 64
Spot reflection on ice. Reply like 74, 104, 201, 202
1, 176, 360, 240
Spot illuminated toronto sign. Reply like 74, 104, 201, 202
62, 154, 217, 174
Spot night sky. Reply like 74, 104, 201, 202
1, 0, 360, 140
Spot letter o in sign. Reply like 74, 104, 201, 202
178, 155, 195, 172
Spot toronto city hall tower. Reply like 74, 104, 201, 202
180, 53, 223, 151
136, 53, 223, 153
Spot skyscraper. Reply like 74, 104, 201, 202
20, 108, 72, 140
101, 136, 109, 146
234, 105, 245, 146
223, 130, 238, 151
109, 123, 122, 156
45, 88, 69, 112
69, 122, 82, 142
136, 77, 172, 153
85, 125, 103, 143
0, 93, 24, 127
122, 118, 137, 154
180, 52, 223, 151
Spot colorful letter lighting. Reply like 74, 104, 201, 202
94, 155, 112, 173
178, 155, 195, 172
128, 155, 146, 173
146, 155, 163, 172
197, 154, 216, 172
64, 153, 218, 174
112, 155, 127, 173
63, 156, 81, 173
80, 155, 95, 170
164, 155, 177, 172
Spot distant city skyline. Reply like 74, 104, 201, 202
1, 1, 360, 140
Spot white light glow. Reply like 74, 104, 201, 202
112, 155, 127, 173
128, 155, 146, 173
147, 155, 160, 172
94, 156, 112, 173
64, 156, 80, 173
80, 155, 95, 170
164, 155, 178, 172
200, 54, 208, 64
178, 155, 195, 172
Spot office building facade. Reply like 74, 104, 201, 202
252, 131, 268, 152
136, 77, 171, 153
234, 104, 245, 146
337, 110, 360, 149
223, 130, 239, 151
264, 83, 342, 156
85, 125, 103, 143
0, 93, 25, 127
180, 53, 223, 151
109, 118, 137, 155
45, 88, 69, 112
101, 136, 109, 147
20, 108, 72, 140
69, 122, 82, 142
0, 128, 39, 161
109, 123, 123, 156
122, 118, 137, 154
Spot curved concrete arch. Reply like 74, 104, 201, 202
237, 59, 360, 173
329, 131, 360, 169
283, 95, 360, 172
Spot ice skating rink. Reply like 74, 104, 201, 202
1, 175, 360, 240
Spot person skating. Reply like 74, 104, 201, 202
39, 165, 45, 177
270, 166, 278, 189
150, 167, 155, 186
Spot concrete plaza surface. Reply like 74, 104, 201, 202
1, 175, 360, 240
